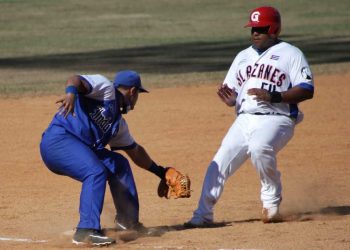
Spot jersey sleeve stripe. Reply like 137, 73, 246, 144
297, 83, 314, 93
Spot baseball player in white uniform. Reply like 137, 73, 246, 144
185, 6, 314, 227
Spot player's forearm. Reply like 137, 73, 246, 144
125, 144, 152, 169
125, 144, 166, 178
280, 86, 313, 104
65, 75, 89, 94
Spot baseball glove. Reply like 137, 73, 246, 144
157, 167, 191, 199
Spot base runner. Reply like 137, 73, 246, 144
185, 6, 314, 227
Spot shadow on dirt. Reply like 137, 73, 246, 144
103, 221, 233, 242
104, 206, 350, 242
0, 36, 349, 74
231, 218, 261, 223
208, 206, 350, 225
282, 205, 350, 222
319, 205, 350, 216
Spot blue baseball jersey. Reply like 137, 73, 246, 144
50, 74, 135, 150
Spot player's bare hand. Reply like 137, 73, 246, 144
56, 93, 76, 118
247, 88, 271, 102
217, 84, 236, 106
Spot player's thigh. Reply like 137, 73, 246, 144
249, 115, 294, 153
40, 125, 106, 181
220, 115, 248, 148
213, 115, 249, 170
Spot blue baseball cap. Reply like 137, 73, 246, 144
113, 70, 148, 93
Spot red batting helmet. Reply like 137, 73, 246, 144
244, 6, 281, 34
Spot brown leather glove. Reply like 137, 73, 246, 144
157, 167, 191, 199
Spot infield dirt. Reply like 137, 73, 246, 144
0, 73, 349, 249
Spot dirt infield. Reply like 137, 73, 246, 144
0, 73, 349, 249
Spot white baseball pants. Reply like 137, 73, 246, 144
193, 113, 295, 221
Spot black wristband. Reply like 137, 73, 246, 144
270, 92, 283, 103
147, 162, 166, 179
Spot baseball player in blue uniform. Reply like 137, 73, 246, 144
185, 6, 314, 227
40, 70, 168, 246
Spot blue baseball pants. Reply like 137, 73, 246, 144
40, 124, 139, 230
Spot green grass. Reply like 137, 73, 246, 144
0, 0, 349, 96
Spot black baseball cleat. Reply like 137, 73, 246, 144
184, 216, 214, 228
72, 228, 116, 246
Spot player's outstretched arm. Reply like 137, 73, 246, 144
124, 144, 169, 179
124, 144, 155, 171
124, 144, 191, 199
217, 84, 237, 107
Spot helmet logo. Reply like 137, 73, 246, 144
251, 11, 260, 22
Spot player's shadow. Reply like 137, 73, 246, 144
318, 205, 350, 215
106, 205, 346, 242
295, 205, 350, 218
103, 221, 233, 242
268, 205, 350, 223
187, 205, 350, 226
105, 206, 350, 242
231, 218, 261, 223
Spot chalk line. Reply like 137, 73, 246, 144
0, 236, 48, 243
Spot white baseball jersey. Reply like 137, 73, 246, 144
223, 41, 314, 120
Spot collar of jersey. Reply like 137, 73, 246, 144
252, 39, 282, 55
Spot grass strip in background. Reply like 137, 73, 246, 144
0, 0, 349, 96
